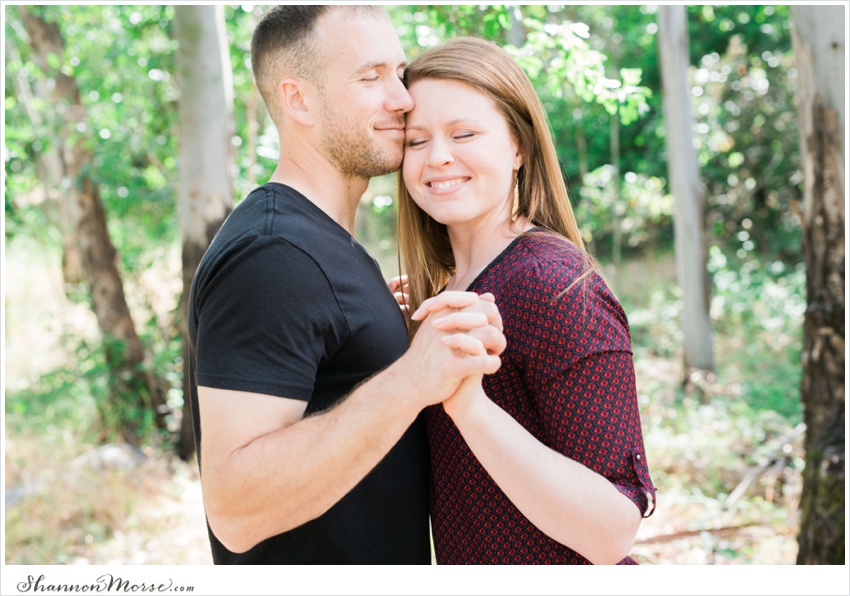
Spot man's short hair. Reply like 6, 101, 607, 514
250, 5, 386, 125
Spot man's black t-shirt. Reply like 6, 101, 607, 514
187, 183, 430, 564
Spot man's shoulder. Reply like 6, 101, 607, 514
225, 183, 323, 235
193, 182, 380, 300
188, 185, 317, 299
204, 183, 341, 262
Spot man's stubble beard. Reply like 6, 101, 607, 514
319, 98, 403, 179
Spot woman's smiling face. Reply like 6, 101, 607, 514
402, 78, 522, 231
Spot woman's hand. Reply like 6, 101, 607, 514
442, 374, 487, 420
387, 275, 410, 318
412, 291, 506, 358
411, 291, 500, 330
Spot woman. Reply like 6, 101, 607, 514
397, 37, 656, 565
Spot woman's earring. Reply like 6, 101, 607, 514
511, 169, 520, 223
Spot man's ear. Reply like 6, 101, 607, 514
278, 78, 315, 126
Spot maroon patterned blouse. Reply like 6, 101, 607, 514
426, 231, 656, 565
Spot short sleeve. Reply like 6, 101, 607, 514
505, 261, 655, 517
535, 351, 656, 517
194, 236, 347, 401
507, 260, 632, 391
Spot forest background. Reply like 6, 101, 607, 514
3, 1, 846, 579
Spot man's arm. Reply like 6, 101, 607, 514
199, 293, 504, 553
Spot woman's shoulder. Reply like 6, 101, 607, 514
511, 232, 624, 310
512, 230, 591, 283
507, 232, 631, 342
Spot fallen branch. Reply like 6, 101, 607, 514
636, 522, 760, 544
724, 422, 806, 509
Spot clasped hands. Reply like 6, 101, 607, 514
389, 275, 505, 415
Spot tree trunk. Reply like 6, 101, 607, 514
507, 5, 525, 47
573, 99, 588, 185
6, 23, 85, 286
657, 5, 715, 375
610, 107, 623, 278
19, 7, 169, 444
790, 5, 845, 565
173, 5, 235, 461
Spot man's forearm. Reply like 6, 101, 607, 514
202, 361, 424, 553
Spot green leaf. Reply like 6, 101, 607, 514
46, 51, 61, 70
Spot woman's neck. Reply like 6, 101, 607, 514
446, 216, 534, 291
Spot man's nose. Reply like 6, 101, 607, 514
386, 76, 414, 113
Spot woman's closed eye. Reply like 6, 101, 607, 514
453, 131, 477, 141
405, 134, 431, 148
405, 130, 479, 148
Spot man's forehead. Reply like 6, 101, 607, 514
315, 11, 405, 72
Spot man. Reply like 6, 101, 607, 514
187, 5, 505, 564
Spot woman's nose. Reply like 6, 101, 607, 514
425, 138, 454, 167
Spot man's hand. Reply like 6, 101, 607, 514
411, 291, 505, 417
392, 291, 506, 410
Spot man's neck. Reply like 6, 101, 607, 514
270, 151, 369, 236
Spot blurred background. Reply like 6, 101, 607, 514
3, 4, 845, 566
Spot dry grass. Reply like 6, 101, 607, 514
5, 402, 802, 568
629, 356, 801, 565
5, 433, 211, 565
5, 367, 800, 566
4, 239, 210, 565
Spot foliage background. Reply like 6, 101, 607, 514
4, 4, 813, 566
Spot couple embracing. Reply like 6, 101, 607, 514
188, 5, 655, 566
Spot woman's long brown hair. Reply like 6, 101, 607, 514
397, 37, 595, 337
